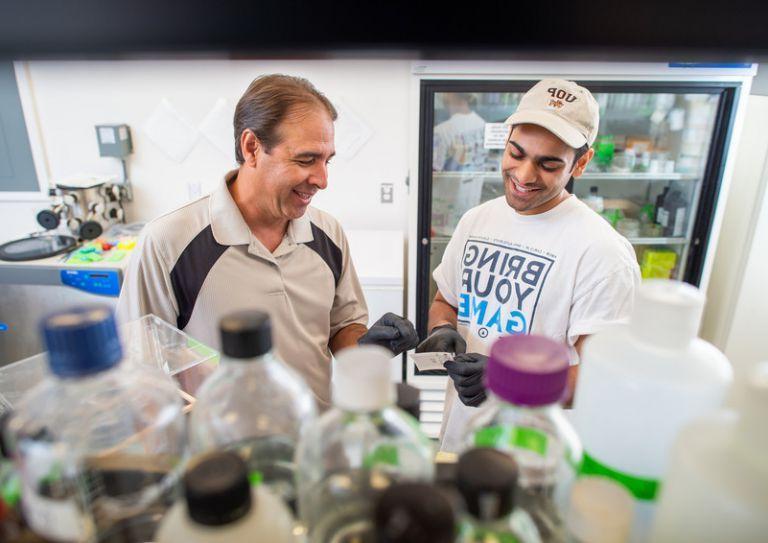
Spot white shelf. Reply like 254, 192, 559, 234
432, 171, 699, 182
432, 235, 688, 246
626, 237, 688, 245
432, 171, 501, 178
581, 172, 699, 181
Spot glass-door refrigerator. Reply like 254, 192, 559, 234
408, 67, 753, 438
417, 80, 739, 339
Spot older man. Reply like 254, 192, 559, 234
118, 74, 417, 407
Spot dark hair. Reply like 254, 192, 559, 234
233, 74, 338, 164
572, 143, 590, 170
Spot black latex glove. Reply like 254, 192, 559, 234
358, 312, 419, 356
444, 353, 488, 407
415, 324, 467, 355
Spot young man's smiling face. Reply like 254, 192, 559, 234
501, 123, 593, 215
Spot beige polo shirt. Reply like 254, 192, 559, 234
116, 171, 369, 407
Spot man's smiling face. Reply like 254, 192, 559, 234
253, 106, 335, 221
501, 123, 591, 215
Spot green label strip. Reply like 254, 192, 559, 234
461, 523, 521, 543
363, 445, 400, 469
248, 470, 263, 486
1, 473, 21, 507
579, 452, 660, 501
474, 425, 549, 457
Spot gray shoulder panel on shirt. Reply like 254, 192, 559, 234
303, 222, 342, 286
170, 224, 229, 330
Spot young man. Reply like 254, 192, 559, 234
417, 79, 641, 452
117, 74, 417, 408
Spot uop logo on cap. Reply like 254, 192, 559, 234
547, 87, 578, 103
546, 88, 577, 110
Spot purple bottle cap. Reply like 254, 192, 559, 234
485, 335, 569, 406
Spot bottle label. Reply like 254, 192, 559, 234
658, 208, 669, 228
474, 425, 549, 456
579, 451, 660, 501
363, 445, 400, 468
22, 482, 87, 541
461, 522, 521, 543
672, 207, 686, 237
249, 470, 263, 486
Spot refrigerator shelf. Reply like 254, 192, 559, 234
431, 235, 688, 246
581, 172, 700, 182
432, 171, 699, 182
432, 171, 501, 178
432, 171, 700, 184
626, 237, 688, 245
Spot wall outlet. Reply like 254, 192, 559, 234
380, 183, 394, 204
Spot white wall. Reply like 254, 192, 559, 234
724, 181, 768, 377
1, 59, 412, 244
701, 95, 768, 355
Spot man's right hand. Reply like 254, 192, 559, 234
415, 324, 467, 354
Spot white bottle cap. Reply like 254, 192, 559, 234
567, 477, 634, 543
333, 345, 395, 411
630, 279, 705, 350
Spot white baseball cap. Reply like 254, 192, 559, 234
505, 79, 600, 148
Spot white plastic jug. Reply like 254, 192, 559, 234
651, 361, 768, 542
572, 280, 733, 541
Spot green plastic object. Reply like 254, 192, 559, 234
593, 135, 615, 170
601, 208, 625, 228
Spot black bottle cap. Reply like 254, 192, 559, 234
396, 383, 421, 420
184, 451, 252, 527
37, 209, 60, 230
0, 411, 12, 459
456, 448, 518, 521
219, 310, 272, 359
374, 482, 456, 543
590, 186, 598, 195
79, 220, 103, 240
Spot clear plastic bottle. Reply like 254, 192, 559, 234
573, 280, 733, 542
463, 334, 582, 541
566, 477, 634, 543
296, 345, 434, 543
650, 361, 768, 543
189, 310, 317, 512
155, 451, 296, 543
5, 305, 186, 542
457, 448, 542, 543
374, 481, 457, 543
584, 186, 605, 214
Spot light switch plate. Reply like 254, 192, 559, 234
380, 183, 394, 203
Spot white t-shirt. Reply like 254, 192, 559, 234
433, 111, 487, 171
433, 195, 640, 452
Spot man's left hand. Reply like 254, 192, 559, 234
444, 353, 489, 407
358, 312, 419, 356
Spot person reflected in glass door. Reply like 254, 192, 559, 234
433, 93, 487, 172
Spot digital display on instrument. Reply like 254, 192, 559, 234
60, 269, 120, 296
